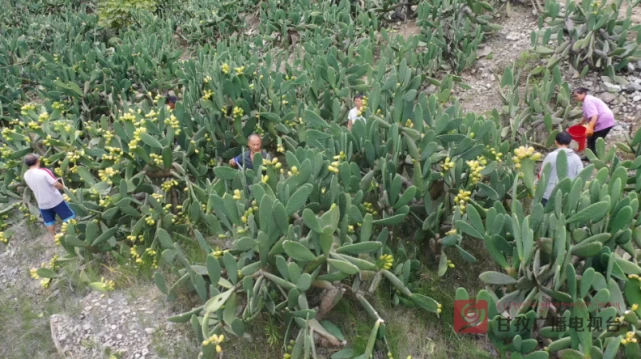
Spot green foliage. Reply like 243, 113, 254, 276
457, 133, 641, 357
497, 64, 582, 144
532, 0, 641, 83
417, 0, 502, 73
98, 0, 157, 29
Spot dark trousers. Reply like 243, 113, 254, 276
587, 126, 613, 155
541, 198, 547, 206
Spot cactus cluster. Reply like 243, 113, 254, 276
498, 64, 583, 146
532, 0, 641, 83
456, 134, 641, 358
417, 0, 502, 74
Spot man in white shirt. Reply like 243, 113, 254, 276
23, 154, 75, 238
347, 94, 365, 131
537, 132, 584, 206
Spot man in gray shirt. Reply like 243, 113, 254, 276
23, 154, 75, 238
537, 132, 584, 206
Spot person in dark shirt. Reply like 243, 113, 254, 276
229, 134, 269, 170
166, 95, 177, 110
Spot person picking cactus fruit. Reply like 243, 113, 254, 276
572, 87, 616, 159
347, 93, 365, 131
22, 154, 75, 239
537, 132, 584, 206
229, 134, 270, 170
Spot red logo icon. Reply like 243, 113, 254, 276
454, 300, 488, 333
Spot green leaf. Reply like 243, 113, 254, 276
36, 268, 58, 278
297, 273, 312, 291
214, 166, 238, 180
456, 220, 484, 239
91, 227, 118, 247
479, 271, 517, 285
223, 293, 237, 326
285, 187, 310, 216
156, 228, 175, 249
139, 133, 163, 149
302, 208, 322, 233
558, 349, 584, 359
231, 318, 245, 336
204, 288, 235, 313
567, 201, 609, 225
154, 272, 167, 294
223, 252, 238, 284
466, 205, 485, 235
335, 242, 382, 255
283, 240, 317, 262
360, 213, 373, 242
304, 109, 330, 129
327, 258, 360, 275
206, 255, 221, 287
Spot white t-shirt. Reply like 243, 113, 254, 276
348, 107, 365, 123
24, 168, 64, 209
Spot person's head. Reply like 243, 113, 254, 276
24, 154, 40, 168
248, 134, 262, 153
166, 95, 177, 109
572, 87, 589, 102
354, 94, 363, 108
555, 131, 572, 148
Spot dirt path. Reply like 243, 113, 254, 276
458, 8, 539, 115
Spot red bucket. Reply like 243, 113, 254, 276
568, 125, 587, 152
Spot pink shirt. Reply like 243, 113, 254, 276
582, 95, 616, 132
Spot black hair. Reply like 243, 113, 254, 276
573, 87, 589, 95
354, 94, 363, 100
556, 131, 572, 145
166, 95, 177, 104
24, 154, 39, 167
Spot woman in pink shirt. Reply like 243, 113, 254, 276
572, 87, 616, 157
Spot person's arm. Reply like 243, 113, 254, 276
43, 169, 65, 190
537, 154, 551, 182
582, 101, 598, 129
53, 181, 64, 190
347, 109, 355, 131
230, 154, 244, 168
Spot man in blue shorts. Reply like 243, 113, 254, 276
23, 154, 75, 238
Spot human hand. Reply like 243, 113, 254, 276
229, 158, 237, 167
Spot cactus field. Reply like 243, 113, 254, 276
2, 0, 641, 358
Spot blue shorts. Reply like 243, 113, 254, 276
40, 201, 76, 227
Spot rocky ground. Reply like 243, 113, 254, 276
50, 289, 192, 359
0, 222, 194, 359
458, 8, 538, 115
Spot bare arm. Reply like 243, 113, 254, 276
347, 120, 353, 131
587, 115, 597, 128
53, 180, 64, 190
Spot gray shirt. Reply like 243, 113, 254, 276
24, 168, 64, 209
538, 148, 584, 200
